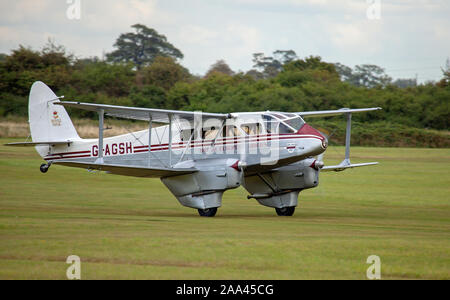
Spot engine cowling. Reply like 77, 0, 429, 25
161, 159, 242, 209
242, 158, 319, 208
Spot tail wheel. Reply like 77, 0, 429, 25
40, 163, 49, 173
275, 206, 295, 216
198, 207, 218, 217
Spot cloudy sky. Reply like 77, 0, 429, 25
0, 0, 449, 82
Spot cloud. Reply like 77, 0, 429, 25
226, 23, 262, 54
326, 20, 385, 55
178, 25, 218, 45
0, 26, 46, 47
81, 0, 163, 32
0, 0, 179, 57
175, 22, 262, 74
0, 0, 53, 23
0, 0, 448, 80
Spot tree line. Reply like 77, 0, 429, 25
0, 24, 449, 147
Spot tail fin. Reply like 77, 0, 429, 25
29, 81, 80, 156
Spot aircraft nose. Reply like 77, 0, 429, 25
297, 123, 328, 149
321, 135, 328, 149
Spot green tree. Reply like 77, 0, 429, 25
205, 59, 235, 77
352, 64, 392, 88
41, 38, 72, 67
106, 24, 183, 69
138, 56, 191, 90
129, 85, 167, 108
273, 50, 298, 65
392, 78, 417, 88
252, 50, 298, 78
245, 69, 264, 80
3, 46, 43, 71
333, 62, 354, 83
71, 62, 135, 96
439, 58, 450, 86
283, 56, 337, 74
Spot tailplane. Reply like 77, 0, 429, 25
5, 82, 80, 157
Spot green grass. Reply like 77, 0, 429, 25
0, 138, 449, 279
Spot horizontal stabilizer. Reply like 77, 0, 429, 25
322, 162, 379, 172
53, 160, 196, 178
5, 141, 73, 147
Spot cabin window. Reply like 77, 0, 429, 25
202, 126, 220, 140
240, 123, 263, 136
222, 125, 242, 138
180, 129, 193, 141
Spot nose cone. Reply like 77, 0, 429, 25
297, 124, 328, 149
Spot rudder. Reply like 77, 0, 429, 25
29, 81, 80, 156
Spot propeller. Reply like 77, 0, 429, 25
314, 127, 335, 170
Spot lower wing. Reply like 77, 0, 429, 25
53, 160, 196, 178
321, 162, 378, 172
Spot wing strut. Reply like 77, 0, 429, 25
321, 111, 379, 172
168, 114, 173, 167
179, 129, 195, 164
344, 112, 351, 165
96, 109, 104, 164
148, 114, 152, 167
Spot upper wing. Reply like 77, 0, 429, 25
53, 160, 197, 178
297, 107, 382, 118
5, 141, 73, 147
56, 101, 229, 123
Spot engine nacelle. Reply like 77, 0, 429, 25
242, 158, 319, 208
161, 159, 242, 209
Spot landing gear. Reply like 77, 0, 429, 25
275, 206, 295, 216
198, 207, 218, 217
40, 163, 50, 173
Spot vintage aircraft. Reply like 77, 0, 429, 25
6, 81, 381, 217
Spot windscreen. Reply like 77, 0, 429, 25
283, 116, 305, 131
263, 114, 305, 133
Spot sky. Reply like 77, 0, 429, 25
0, 0, 449, 82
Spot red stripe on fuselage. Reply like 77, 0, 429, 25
133, 134, 322, 153
44, 133, 322, 159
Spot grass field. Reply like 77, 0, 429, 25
0, 138, 449, 279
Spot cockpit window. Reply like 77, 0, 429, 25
284, 116, 305, 131
263, 113, 305, 134
279, 122, 294, 134
270, 113, 287, 120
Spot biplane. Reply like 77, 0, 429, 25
6, 81, 381, 217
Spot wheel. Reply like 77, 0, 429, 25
40, 163, 49, 173
198, 207, 218, 217
275, 206, 295, 216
